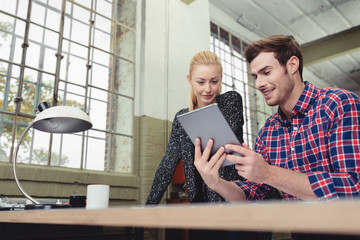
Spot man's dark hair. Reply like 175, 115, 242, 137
244, 35, 303, 80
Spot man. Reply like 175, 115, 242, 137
194, 35, 360, 203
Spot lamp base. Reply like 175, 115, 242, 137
25, 203, 72, 210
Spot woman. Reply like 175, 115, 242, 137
146, 51, 244, 204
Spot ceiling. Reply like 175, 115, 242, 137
209, 0, 360, 96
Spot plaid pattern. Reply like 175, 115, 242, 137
236, 82, 360, 201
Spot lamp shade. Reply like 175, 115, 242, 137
32, 106, 92, 133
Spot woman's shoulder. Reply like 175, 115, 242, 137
220, 90, 241, 99
217, 90, 242, 104
173, 108, 189, 119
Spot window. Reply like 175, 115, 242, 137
0, 0, 136, 172
210, 22, 274, 146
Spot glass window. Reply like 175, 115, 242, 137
0, 0, 136, 173
210, 22, 274, 147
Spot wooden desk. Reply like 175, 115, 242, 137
1, 200, 360, 235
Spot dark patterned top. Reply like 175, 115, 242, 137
146, 91, 244, 204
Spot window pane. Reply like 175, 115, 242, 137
26, 42, 41, 69
48, 0, 62, 10
44, 29, 59, 49
93, 27, 111, 53
31, 2, 46, 26
85, 131, 106, 171
88, 88, 108, 131
0, 113, 12, 162
65, 40, 88, 59
58, 84, 85, 108
0, 14, 16, 61
14, 19, 26, 37
31, 130, 52, 165
0, 66, 7, 107
29, 23, 44, 43
73, 0, 92, 9
95, 0, 113, 18
64, 5, 90, 46
13, 37, 24, 64
70, 20, 89, 46
39, 74, 55, 104
45, 8, 61, 31
3, 0, 19, 15
43, 47, 57, 73
14, 117, 35, 164
90, 61, 110, 89
52, 133, 83, 168
67, 55, 87, 86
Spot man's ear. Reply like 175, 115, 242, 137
287, 56, 299, 75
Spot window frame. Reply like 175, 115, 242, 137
0, 0, 136, 173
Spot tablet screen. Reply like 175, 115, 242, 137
177, 103, 241, 167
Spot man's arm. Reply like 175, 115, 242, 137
225, 143, 318, 200
304, 92, 360, 200
265, 164, 317, 200
195, 138, 318, 201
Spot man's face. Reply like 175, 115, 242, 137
250, 52, 295, 107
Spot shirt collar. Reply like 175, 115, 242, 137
277, 81, 318, 124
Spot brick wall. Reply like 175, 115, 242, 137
136, 115, 172, 205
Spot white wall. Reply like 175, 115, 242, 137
135, 0, 211, 121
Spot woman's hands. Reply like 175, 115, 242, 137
193, 138, 247, 201
193, 138, 226, 190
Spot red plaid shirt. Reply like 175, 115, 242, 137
235, 82, 360, 201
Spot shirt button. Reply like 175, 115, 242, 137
291, 147, 295, 152
294, 127, 298, 131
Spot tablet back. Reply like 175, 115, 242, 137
177, 103, 240, 167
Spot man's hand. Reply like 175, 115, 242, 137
194, 138, 226, 190
225, 142, 270, 183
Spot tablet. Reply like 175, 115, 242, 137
177, 103, 242, 167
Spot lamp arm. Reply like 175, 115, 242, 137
12, 121, 40, 204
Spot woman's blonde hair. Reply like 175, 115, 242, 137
188, 51, 222, 111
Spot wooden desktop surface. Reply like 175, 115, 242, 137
1, 200, 360, 235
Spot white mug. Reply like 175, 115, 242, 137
86, 184, 110, 209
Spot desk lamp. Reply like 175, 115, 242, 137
12, 102, 92, 210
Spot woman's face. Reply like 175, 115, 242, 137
188, 64, 221, 109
